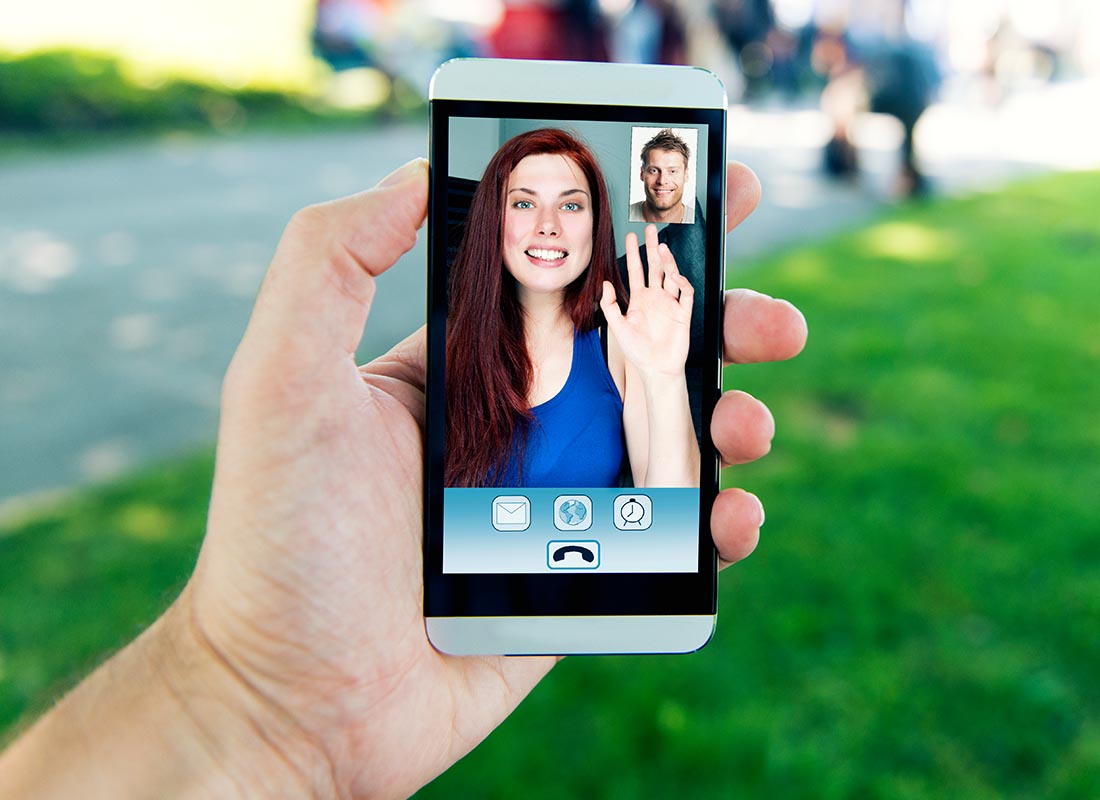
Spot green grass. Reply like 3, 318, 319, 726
3, 172, 1100, 797
0, 49, 423, 156
0, 452, 213, 738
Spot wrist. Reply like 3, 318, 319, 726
0, 591, 338, 800
637, 368, 688, 398
147, 590, 340, 799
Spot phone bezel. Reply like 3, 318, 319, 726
423, 61, 726, 650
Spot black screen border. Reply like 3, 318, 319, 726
424, 98, 726, 617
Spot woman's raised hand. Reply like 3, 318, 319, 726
600, 223, 694, 378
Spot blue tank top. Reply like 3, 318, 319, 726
498, 327, 625, 488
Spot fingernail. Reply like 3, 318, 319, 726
754, 495, 766, 527
377, 158, 426, 188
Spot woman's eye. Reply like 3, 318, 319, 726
561, 202, 582, 212
513, 200, 534, 209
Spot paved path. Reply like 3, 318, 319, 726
3, 81, 1096, 508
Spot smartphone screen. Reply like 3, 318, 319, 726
425, 88, 725, 621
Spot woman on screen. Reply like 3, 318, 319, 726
446, 128, 698, 489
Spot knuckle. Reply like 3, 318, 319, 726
285, 203, 331, 241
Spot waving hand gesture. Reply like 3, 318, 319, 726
600, 223, 694, 378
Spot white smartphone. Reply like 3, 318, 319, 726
423, 58, 727, 655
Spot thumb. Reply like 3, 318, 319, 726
238, 158, 428, 375
600, 281, 624, 330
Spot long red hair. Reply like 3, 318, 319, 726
445, 128, 624, 487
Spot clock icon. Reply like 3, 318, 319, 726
613, 494, 652, 530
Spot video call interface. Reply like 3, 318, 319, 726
441, 114, 712, 575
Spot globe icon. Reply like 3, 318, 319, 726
558, 499, 588, 527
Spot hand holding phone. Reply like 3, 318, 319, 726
0, 78, 806, 799
234, 149, 792, 792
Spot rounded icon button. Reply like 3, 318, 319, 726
553, 495, 593, 531
613, 494, 652, 531
547, 540, 600, 570
491, 495, 531, 531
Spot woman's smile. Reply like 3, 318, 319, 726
525, 245, 570, 267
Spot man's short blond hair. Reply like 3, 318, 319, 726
640, 129, 690, 168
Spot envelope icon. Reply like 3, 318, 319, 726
492, 495, 531, 531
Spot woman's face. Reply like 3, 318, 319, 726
502, 153, 594, 299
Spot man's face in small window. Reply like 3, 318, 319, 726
641, 149, 687, 213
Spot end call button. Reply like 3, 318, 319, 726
547, 540, 600, 570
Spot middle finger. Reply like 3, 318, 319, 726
644, 224, 664, 290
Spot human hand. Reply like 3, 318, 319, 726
179, 159, 802, 797
0, 160, 806, 800
599, 223, 693, 378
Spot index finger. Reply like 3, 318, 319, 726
720, 163, 807, 364
725, 161, 762, 235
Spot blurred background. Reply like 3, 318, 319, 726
1, 1, 1099, 797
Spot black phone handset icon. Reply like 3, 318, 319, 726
552, 545, 595, 563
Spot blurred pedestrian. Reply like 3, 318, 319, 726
715, 0, 776, 94
609, 0, 664, 64
611, 0, 687, 66
814, 24, 862, 180
489, 0, 609, 62
311, 0, 390, 74
814, 1, 941, 198
863, 35, 940, 196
